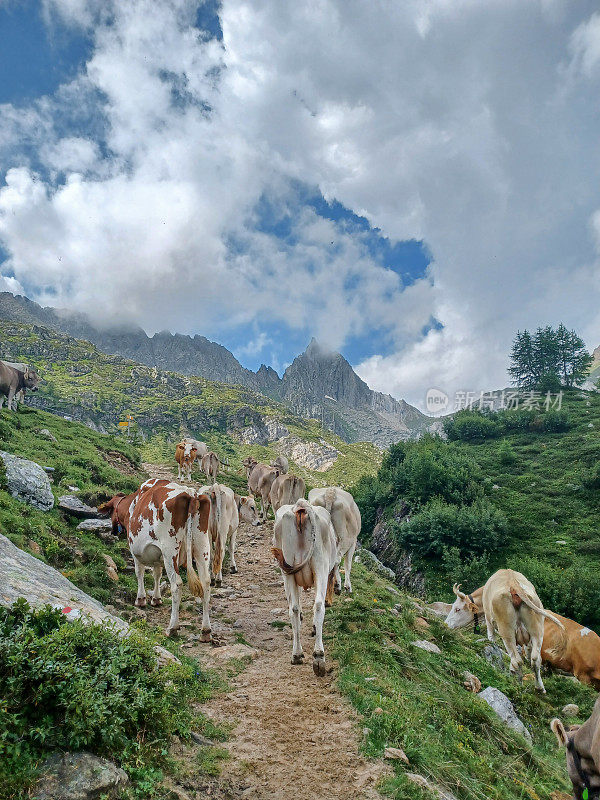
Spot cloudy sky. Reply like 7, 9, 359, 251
1, 0, 599, 409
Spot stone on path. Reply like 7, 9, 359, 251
478, 687, 531, 742
35, 752, 128, 800
0, 450, 54, 510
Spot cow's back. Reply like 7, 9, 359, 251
543, 612, 600, 686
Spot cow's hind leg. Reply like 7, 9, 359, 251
229, 527, 238, 574
530, 635, 545, 693
163, 554, 183, 637
312, 567, 328, 677
497, 621, 523, 682
151, 563, 163, 606
285, 574, 304, 664
343, 541, 356, 594
194, 530, 212, 642
133, 557, 147, 607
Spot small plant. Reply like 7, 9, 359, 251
497, 439, 517, 465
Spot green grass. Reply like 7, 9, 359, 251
328, 563, 595, 800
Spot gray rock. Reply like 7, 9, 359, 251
59, 495, 98, 518
38, 428, 57, 442
0, 450, 54, 510
34, 752, 129, 800
76, 518, 113, 533
484, 643, 506, 671
562, 703, 580, 717
411, 639, 442, 654
357, 547, 396, 581
478, 687, 531, 742
406, 773, 458, 800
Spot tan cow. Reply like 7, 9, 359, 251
182, 437, 208, 458
175, 441, 198, 481
235, 493, 261, 527
270, 455, 289, 474
247, 462, 280, 521
552, 695, 600, 798
308, 487, 360, 595
97, 492, 138, 536
127, 480, 212, 638
446, 569, 564, 693
0, 360, 40, 410
199, 482, 241, 586
272, 499, 337, 676
270, 473, 305, 513
542, 612, 600, 690
242, 456, 258, 477
201, 451, 220, 484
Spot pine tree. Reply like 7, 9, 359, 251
508, 330, 537, 388
509, 324, 592, 389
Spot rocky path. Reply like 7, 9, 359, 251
135, 465, 387, 800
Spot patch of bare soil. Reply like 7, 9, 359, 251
126, 465, 388, 800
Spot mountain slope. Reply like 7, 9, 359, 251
0, 292, 430, 446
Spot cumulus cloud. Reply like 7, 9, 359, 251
1, 0, 600, 407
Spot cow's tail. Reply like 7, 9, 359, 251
211, 487, 223, 575
186, 495, 204, 597
271, 500, 316, 575
513, 590, 565, 630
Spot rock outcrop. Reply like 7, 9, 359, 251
0, 451, 54, 510
478, 687, 531, 742
35, 752, 129, 800
59, 495, 98, 518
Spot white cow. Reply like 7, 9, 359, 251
272, 499, 337, 676
182, 437, 208, 458
308, 487, 360, 595
199, 482, 242, 586
127, 481, 212, 639
270, 455, 289, 474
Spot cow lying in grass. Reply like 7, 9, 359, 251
552, 696, 600, 799
272, 499, 337, 676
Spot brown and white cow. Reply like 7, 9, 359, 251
542, 612, 600, 690
270, 473, 305, 513
97, 492, 138, 536
552, 696, 600, 799
182, 437, 208, 459
201, 451, 220, 484
272, 499, 337, 676
127, 481, 212, 638
0, 360, 40, 410
175, 441, 198, 481
199, 482, 242, 586
270, 455, 289, 474
247, 462, 280, 521
308, 487, 360, 595
445, 569, 564, 693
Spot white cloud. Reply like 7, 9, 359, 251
1, 0, 600, 407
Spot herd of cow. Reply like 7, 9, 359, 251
100, 438, 361, 677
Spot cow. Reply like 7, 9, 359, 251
182, 437, 208, 458
445, 569, 564, 693
201, 451, 220, 484
97, 491, 138, 536
308, 487, 360, 595
242, 456, 258, 477
270, 473, 305, 513
128, 481, 212, 638
272, 499, 337, 676
542, 612, 600, 690
270, 455, 289, 474
4, 361, 28, 406
235, 493, 261, 527
199, 482, 241, 586
0, 360, 40, 410
175, 440, 198, 481
247, 462, 280, 521
552, 696, 600, 799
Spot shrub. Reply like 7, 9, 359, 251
0, 601, 204, 798
582, 463, 600, 490
541, 410, 571, 433
440, 546, 492, 592
444, 411, 501, 442
497, 439, 517, 465
397, 498, 507, 559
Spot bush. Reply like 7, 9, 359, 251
397, 498, 507, 559
497, 439, 517, 465
582, 463, 600, 490
440, 546, 492, 592
541, 410, 571, 433
0, 601, 204, 798
444, 411, 500, 442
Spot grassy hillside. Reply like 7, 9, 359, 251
355, 389, 600, 628
0, 321, 380, 488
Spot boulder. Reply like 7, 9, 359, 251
483, 643, 506, 672
0, 450, 54, 510
478, 687, 531, 742
59, 495, 98, 518
562, 703, 579, 717
76, 518, 113, 533
411, 639, 441, 655
34, 752, 128, 800
38, 428, 57, 442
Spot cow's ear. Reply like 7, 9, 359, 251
550, 718, 569, 747
468, 602, 478, 613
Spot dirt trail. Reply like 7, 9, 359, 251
135, 464, 388, 800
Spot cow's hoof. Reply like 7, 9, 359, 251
135, 598, 147, 608
324, 599, 332, 608
201, 629, 212, 643
230, 566, 238, 574
150, 598, 162, 607
310, 624, 316, 637
344, 586, 353, 595
291, 653, 305, 665
165, 626, 179, 637
313, 656, 326, 677
210, 577, 215, 587
334, 585, 342, 596
300, 612, 304, 622
215, 578, 222, 588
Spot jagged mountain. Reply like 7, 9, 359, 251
0, 292, 433, 446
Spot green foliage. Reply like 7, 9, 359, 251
397, 498, 507, 559
0, 601, 207, 798
443, 411, 500, 441
509, 324, 592, 389
497, 439, 517, 465
440, 547, 492, 591
445, 407, 571, 442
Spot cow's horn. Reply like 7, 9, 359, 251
453, 583, 467, 599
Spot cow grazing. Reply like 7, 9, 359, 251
247, 462, 280, 521
446, 569, 564, 692
542, 612, 600, 690
199, 482, 241, 586
128, 481, 212, 638
552, 696, 600, 799
308, 487, 360, 595
270, 455, 289, 474
0, 360, 40, 410
201, 451, 220, 484
175, 440, 198, 481
235, 494, 260, 526
270, 473, 305, 513
272, 499, 337, 676
98, 492, 137, 536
